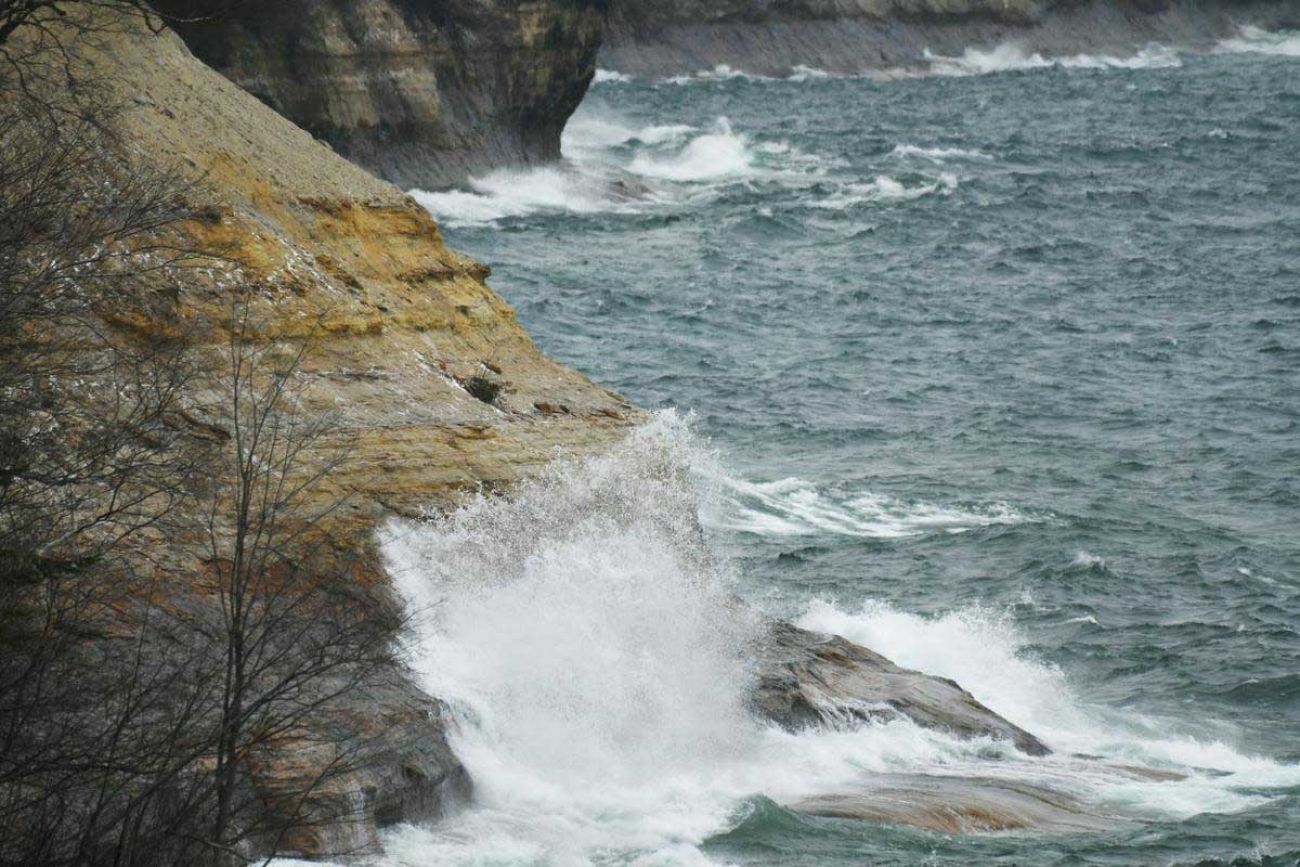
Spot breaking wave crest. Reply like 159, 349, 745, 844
627, 117, 755, 181
410, 114, 787, 226
798, 600, 1300, 818
890, 143, 994, 162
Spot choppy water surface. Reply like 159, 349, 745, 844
396, 28, 1300, 867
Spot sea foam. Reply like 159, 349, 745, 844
410, 114, 779, 226
627, 117, 757, 181
890, 143, 994, 162
707, 474, 1025, 539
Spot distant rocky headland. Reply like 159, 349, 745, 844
601, 0, 1300, 77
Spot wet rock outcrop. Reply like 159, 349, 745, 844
246, 671, 472, 856
754, 621, 1050, 756
602, 0, 1300, 77
159, 0, 607, 189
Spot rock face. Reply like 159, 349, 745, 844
753, 621, 1050, 756
602, 0, 1300, 76
159, 0, 607, 189
95, 14, 638, 524
69, 15, 637, 856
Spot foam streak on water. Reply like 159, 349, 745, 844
706, 475, 1030, 539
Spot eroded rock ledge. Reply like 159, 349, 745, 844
754, 621, 1049, 756
69, 15, 635, 855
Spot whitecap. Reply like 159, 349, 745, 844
411, 111, 815, 227
1070, 550, 1107, 568
562, 114, 695, 153
593, 68, 635, 84
665, 64, 773, 85
811, 173, 958, 209
705, 472, 1021, 539
890, 143, 994, 162
923, 42, 1181, 77
788, 64, 832, 81
410, 166, 615, 227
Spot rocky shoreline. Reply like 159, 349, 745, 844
10, 2, 1279, 859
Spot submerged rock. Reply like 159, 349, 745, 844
753, 621, 1051, 756
791, 773, 1114, 834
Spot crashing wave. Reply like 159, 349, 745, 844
1216, 25, 1300, 57
364, 414, 1300, 865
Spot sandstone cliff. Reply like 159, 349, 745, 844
602, 0, 1300, 76
158, 0, 607, 189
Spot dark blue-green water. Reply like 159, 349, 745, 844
407, 31, 1300, 867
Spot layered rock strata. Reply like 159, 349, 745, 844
63, 15, 636, 855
